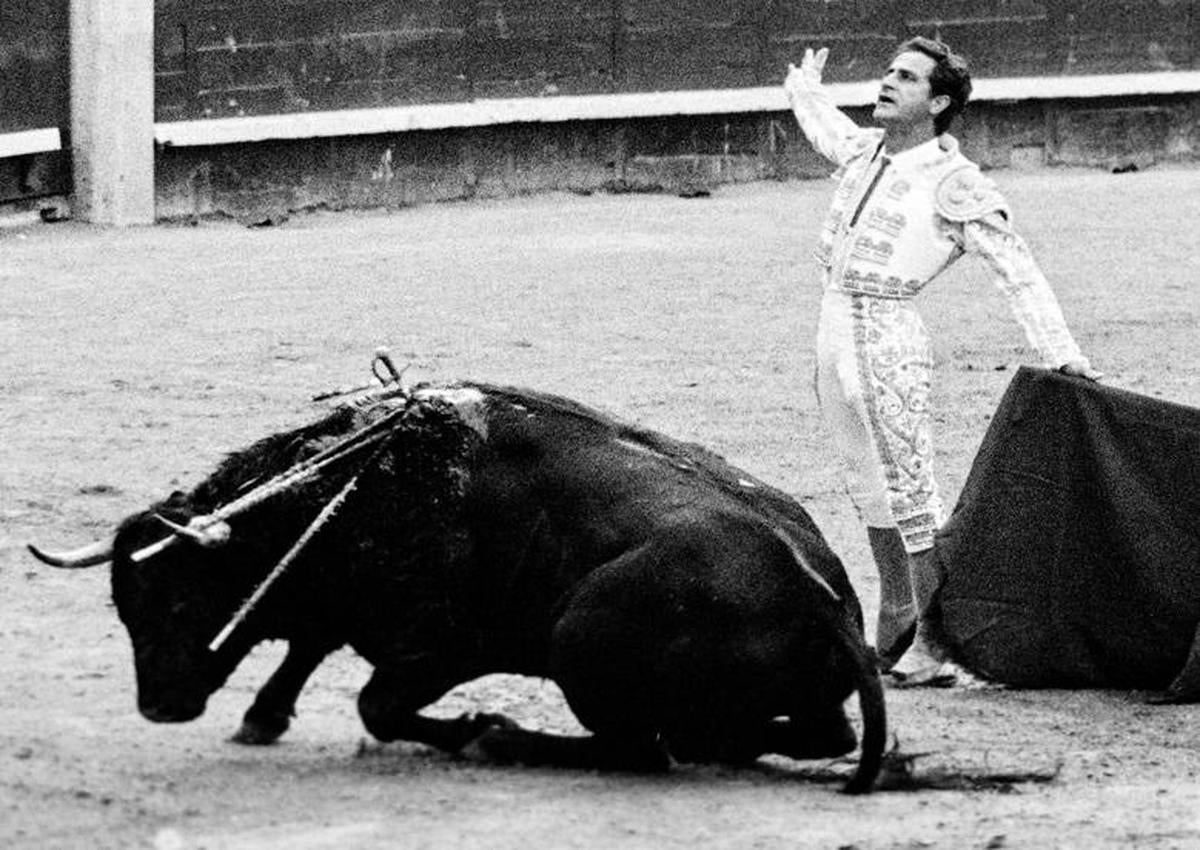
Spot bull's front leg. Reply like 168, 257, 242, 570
232, 639, 340, 745
357, 655, 508, 754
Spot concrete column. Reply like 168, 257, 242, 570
70, 0, 155, 224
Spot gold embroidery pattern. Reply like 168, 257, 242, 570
839, 268, 922, 299
964, 218, 1084, 365
885, 179, 912, 200
850, 296, 942, 550
814, 151, 874, 270
934, 165, 1007, 222
866, 208, 906, 237
851, 236, 895, 265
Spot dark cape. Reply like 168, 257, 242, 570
933, 367, 1200, 701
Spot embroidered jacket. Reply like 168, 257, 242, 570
788, 72, 1085, 368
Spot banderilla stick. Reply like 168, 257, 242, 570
208, 452, 376, 653
132, 402, 410, 563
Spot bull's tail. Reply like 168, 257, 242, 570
837, 618, 887, 794
772, 528, 886, 794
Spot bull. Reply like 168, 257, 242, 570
30, 381, 886, 792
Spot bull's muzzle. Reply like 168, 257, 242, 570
138, 698, 207, 724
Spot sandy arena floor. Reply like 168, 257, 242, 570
3, 167, 1199, 849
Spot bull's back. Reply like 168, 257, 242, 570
472, 385, 855, 591
477, 399, 756, 540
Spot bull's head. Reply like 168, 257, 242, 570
29, 383, 478, 727
30, 493, 262, 724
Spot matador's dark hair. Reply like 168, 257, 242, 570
895, 36, 972, 135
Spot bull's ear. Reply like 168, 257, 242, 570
158, 490, 195, 522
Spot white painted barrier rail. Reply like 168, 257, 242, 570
0, 127, 62, 158
8, 70, 1200, 156
153, 70, 1200, 148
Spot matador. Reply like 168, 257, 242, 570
785, 38, 1099, 685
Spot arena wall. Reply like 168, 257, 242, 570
0, 0, 69, 203
5, 0, 1200, 218
149, 0, 1200, 120
152, 85, 1200, 221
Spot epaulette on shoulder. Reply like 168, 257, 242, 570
934, 165, 1010, 222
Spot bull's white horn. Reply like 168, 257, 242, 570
153, 514, 233, 548
27, 538, 114, 568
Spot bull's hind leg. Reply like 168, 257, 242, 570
233, 639, 339, 745
549, 580, 860, 768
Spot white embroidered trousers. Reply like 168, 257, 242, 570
815, 286, 944, 553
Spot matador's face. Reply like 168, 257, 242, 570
873, 51, 947, 130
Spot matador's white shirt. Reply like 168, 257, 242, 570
789, 71, 1087, 552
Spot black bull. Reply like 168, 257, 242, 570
30, 383, 886, 792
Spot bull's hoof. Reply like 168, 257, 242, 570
231, 714, 290, 745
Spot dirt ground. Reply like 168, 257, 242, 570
3, 166, 1199, 849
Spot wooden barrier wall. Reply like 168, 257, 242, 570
152, 0, 1200, 122
4, 2, 1198, 132
0, 0, 69, 134
0, 0, 69, 201
3, 1, 1200, 211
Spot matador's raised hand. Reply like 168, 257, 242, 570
786, 46, 829, 95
